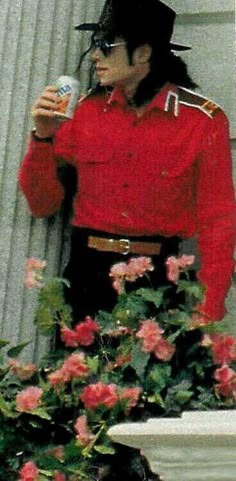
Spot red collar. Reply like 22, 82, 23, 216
107, 83, 179, 116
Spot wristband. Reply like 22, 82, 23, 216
31, 129, 53, 143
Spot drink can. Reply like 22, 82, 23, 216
54, 76, 80, 119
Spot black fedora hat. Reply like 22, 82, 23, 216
75, 0, 191, 51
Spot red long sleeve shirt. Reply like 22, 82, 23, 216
19, 83, 236, 321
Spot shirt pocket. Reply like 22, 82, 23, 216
76, 132, 113, 165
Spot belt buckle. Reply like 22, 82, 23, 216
119, 238, 130, 255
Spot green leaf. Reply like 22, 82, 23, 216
112, 293, 148, 328
35, 305, 55, 335
147, 393, 166, 408
130, 343, 150, 379
87, 356, 99, 374
7, 341, 31, 358
146, 364, 171, 392
29, 407, 51, 420
96, 310, 114, 332
175, 390, 194, 403
135, 288, 164, 308
94, 445, 116, 455
0, 395, 18, 418
0, 340, 10, 349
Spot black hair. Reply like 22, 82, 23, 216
125, 42, 197, 107
76, 35, 197, 107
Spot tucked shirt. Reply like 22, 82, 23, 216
19, 83, 236, 321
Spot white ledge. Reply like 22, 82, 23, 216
108, 410, 236, 481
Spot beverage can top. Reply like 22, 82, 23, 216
56, 76, 80, 90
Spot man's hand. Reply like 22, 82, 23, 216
32, 86, 61, 139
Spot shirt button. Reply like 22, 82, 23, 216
127, 152, 134, 158
161, 170, 168, 177
121, 211, 129, 218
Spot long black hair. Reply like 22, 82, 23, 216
126, 42, 197, 107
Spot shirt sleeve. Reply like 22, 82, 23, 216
196, 111, 236, 321
18, 118, 76, 218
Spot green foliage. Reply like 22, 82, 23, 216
0, 258, 235, 481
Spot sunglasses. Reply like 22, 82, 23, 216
92, 38, 126, 56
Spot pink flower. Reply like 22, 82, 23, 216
63, 353, 89, 379
214, 365, 236, 399
125, 257, 154, 281
211, 334, 236, 365
112, 278, 125, 294
54, 472, 66, 481
109, 262, 127, 278
166, 254, 195, 284
80, 382, 118, 410
109, 257, 154, 292
153, 338, 175, 361
60, 327, 80, 347
136, 319, 164, 352
18, 461, 39, 481
8, 359, 37, 380
74, 415, 94, 446
120, 387, 142, 412
75, 316, 100, 346
16, 387, 43, 412
136, 319, 175, 361
24, 257, 47, 289
116, 353, 132, 366
48, 368, 70, 387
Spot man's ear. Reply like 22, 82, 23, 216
133, 44, 152, 64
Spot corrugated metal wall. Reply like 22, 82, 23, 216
0, 0, 105, 360
0, 0, 235, 361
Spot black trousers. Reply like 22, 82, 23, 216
62, 228, 182, 481
63, 227, 181, 324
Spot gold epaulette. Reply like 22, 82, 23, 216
78, 88, 95, 104
178, 87, 222, 118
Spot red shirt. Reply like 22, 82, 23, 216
19, 83, 236, 321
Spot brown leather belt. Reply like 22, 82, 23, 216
88, 235, 161, 256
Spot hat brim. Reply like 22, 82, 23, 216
75, 23, 191, 51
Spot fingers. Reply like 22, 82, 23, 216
32, 86, 60, 118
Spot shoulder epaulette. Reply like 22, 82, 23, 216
178, 87, 222, 118
78, 88, 95, 104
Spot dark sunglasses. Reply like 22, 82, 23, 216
92, 38, 126, 56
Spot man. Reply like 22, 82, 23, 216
19, 0, 236, 327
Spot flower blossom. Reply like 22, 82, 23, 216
136, 319, 164, 352
75, 316, 100, 346
61, 317, 100, 347
80, 382, 118, 410
205, 334, 236, 365
63, 353, 89, 379
16, 386, 43, 412
214, 365, 236, 399
48, 353, 89, 387
24, 257, 47, 289
18, 461, 39, 481
8, 359, 37, 380
54, 472, 66, 481
109, 257, 154, 293
48, 368, 71, 387
74, 415, 94, 446
136, 319, 175, 361
166, 254, 195, 284
60, 327, 80, 347
120, 387, 142, 412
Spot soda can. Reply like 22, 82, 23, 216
54, 76, 80, 119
